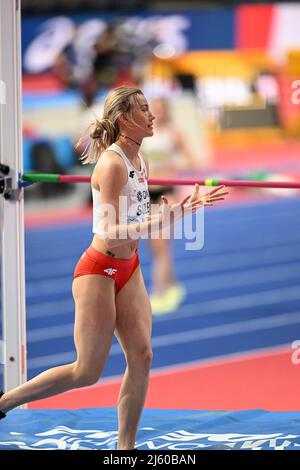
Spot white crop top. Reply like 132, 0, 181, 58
92, 143, 150, 238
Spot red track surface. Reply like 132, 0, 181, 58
29, 347, 300, 412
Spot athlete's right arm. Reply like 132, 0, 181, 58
97, 152, 220, 248
97, 151, 164, 248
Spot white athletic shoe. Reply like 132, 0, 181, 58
150, 284, 186, 315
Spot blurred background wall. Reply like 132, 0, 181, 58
21, 0, 300, 208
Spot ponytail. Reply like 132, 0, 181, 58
76, 118, 118, 165
75, 86, 143, 165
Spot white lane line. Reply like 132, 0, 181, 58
27, 299, 74, 318
27, 260, 75, 279
26, 240, 300, 283
27, 302, 300, 344
26, 312, 300, 369
27, 295, 300, 343
26, 276, 300, 322
164, 231, 300, 263
28, 323, 74, 341
145, 343, 294, 377
180, 263, 300, 294
169, 285, 300, 320
158, 244, 300, 277
28, 351, 76, 369
150, 311, 300, 348
26, 262, 300, 299
26, 225, 300, 267
87, 343, 293, 385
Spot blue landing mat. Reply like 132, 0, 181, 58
0, 408, 299, 450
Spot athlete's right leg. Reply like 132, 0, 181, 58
0, 274, 116, 414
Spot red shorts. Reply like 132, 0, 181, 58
73, 245, 140, 292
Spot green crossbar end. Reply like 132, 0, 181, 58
204, 179, 219, 187
22, 173, 60, 183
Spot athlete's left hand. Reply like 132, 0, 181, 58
160, 185, 229, 227
189, 184, 229, 207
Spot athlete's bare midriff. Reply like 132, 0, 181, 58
92, 234, 139, 259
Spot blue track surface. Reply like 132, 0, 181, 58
1, 197, 300, 385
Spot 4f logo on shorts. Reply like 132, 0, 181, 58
104, 268, 118, 276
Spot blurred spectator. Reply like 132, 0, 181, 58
22, 0, 149, 14
251, 69, 280, 125
30, 140, 73, 199
52, 45, 77, 89
255, 70, 279, 106
79, 23, 139, 103
92, 24, 120, 90
141, 97, 198, 315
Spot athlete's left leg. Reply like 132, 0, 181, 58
115, 266, 152, 450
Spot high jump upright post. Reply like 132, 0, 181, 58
0, 0, 27, 396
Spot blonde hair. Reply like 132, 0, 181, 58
76, 86, 144, 165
